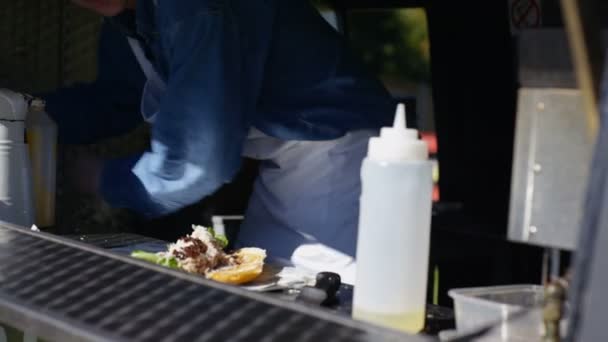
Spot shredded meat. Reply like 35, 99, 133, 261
168, 226, 238, 274
182, 237, 208, 257
171, 236, 209, 260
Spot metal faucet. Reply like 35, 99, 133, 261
543, 280, 566, 342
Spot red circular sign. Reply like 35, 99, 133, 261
511, 0, 541, 29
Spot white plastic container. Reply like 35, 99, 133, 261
352, 103, 434, 334
447, 285, 545, 341
26, 99, 57, 227
0, 89, 35, 227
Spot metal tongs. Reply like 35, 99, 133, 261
243, 267, 342, 307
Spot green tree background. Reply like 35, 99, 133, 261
349, 9, 431, 84
312, 1, 431, 85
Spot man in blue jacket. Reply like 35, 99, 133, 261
43, 19, 146, 144
67, 0, 395, 282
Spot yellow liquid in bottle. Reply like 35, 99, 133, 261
27, 130, 56, 227
353, 309, 425, 334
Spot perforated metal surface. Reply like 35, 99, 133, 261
67, 233, 164, 249
0, 225, 420, 342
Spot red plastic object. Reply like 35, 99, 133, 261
433, 185, 440, 202
420, 132, 438, 155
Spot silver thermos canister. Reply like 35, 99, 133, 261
0, 89, 35, 227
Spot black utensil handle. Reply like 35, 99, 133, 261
315, 272, 341, 305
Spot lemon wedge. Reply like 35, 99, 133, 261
207, 248, 267, 285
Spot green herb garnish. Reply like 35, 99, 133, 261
131, 250, 179, 269
206, 227, 229, 249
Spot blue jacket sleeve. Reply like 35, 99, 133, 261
40, 21, 146, 144
101, 5, 249, 218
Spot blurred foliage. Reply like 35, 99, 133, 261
349, 9, 431, 83
311, 0, 332, 10
311, 1, 431, 84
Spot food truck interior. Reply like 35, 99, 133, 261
0, 0, 606, 340
0, 0, 572, 304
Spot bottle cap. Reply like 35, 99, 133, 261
0, 89, 28, 121
30, 98, 46, 111
367, 103, 428, 162
27, 98, 56, 128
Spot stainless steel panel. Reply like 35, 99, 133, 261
517, 29, 608, 89
508, 88, 594, 250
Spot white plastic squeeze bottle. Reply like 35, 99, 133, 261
26, 99, 57, 227
352, 103, 433, 334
